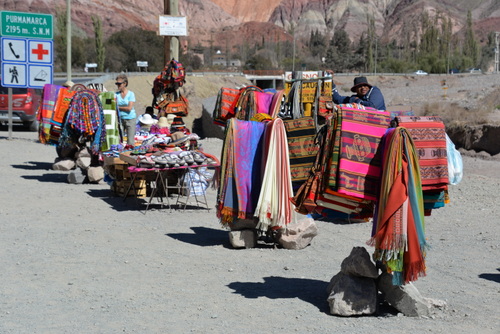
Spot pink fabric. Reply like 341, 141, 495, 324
255, 91, 274, 115
337, 108, 390, 200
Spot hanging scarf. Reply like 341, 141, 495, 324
369, 127, 427, 285
254, 118, 295, 231
59, 89, 106, 154
38, 84, 61, 144
216, 119, 266, 225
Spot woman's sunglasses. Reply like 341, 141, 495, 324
115, 82, 125, 86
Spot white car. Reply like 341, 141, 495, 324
413, 70, 428, 75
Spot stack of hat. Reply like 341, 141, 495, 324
170, 116, 187, 132
138, 113, 157, 127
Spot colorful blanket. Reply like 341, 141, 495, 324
48, 88, 76, 145
395, 116, 449, 190
217, 119, 266, 225
38, 84, 62, 144
283, 116, 318, 187
254, 118, 294, 231
336, 108, 390, 200
369, 127, 427, 285
213, 87, 240, 125
99, 91, 121, 152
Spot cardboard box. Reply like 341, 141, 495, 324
119, 151, 139, 166
103, 155, 127, 166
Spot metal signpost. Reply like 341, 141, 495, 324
1, 10, 53, 139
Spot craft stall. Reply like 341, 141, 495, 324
212, 71, 463, 285
37, 59, 220, 212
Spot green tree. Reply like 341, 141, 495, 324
92, 15, 105, 72
308, 30, 327, 58
54, 8, 67, 72
464, 10, 479, 66
324, 29, 351, 71
105, 27, 164, 72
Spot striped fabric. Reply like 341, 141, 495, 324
283, 116, 318, 187
38, 84, 61, 144
99, 91, 121, 152
395, 116, 449, 190
336, 108, 391, 200
213, 87, 240, 125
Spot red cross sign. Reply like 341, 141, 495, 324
28, 40, 52, 63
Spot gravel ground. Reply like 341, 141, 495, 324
0, 74, 499, 333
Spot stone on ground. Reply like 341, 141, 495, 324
276, 217, 318, 250
327, 272, 377, 316
340, 246, 378, 278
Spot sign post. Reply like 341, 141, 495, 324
1, 10, 53, 138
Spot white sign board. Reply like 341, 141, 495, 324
159, 15, 188, 36
136, 61, 148, 67
1, 62, 27, 87
1, 37, 26, 62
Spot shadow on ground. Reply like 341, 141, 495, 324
479, 268, 500, 283
12, 161, 53, 170
228, 276, 330, 313
22, 173, 68, 183
166, 226, 230, 248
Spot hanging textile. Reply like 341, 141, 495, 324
283, 116, 318, 188
254, 118, 295, 231
369, 127, 427, 285
58, 89, 106, 155
47, 87, 76, 145
233, 86, 263, 121
37, 84, 61, 144
254, 91, 275, 115
99, 91, 121, 152
394, 116, 449, 191
212, 87, 240, 126
216, 118, 266, 225
336, 107, 391, 200
269, 89, 286, 119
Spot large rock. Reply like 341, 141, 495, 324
52, 158, 76, 171
67, 169, 87, 184
229, 218, 258, 231
276, 217, 318, 250
327, 272, 377, 316
340, 246, 378, 278
229, 229, 257, 249
377, 272, 431, 317
447, 124, 500, 156
87, 166, 104, 183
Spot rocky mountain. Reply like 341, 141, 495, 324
2, 0, 499, 49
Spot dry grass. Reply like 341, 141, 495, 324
421, 101, 490, 126
421, 87, 500, 127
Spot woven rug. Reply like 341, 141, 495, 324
395, 116, 448, 190
283, 116, 318, 187
38, 84, 61, 144
336, 108, 390, 200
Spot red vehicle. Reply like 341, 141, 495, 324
0, 78, 42, 131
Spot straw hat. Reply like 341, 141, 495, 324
157, 116, 169, 128
138, 113, 157, 125
166, 114, 176, 124
63, 80, 75, 88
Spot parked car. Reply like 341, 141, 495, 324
467, 68, 482, 74
449, 68, 460, 74
413, 70, 428, 75
0, 78, 42, 131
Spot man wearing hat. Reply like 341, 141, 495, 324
329, 74, 386, 110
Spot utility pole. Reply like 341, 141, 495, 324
163, 0, 179, 65
495, 32, 499, 74
170, 0, 179, 61
163, 0, 170, 65
66, 0, 71, 80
